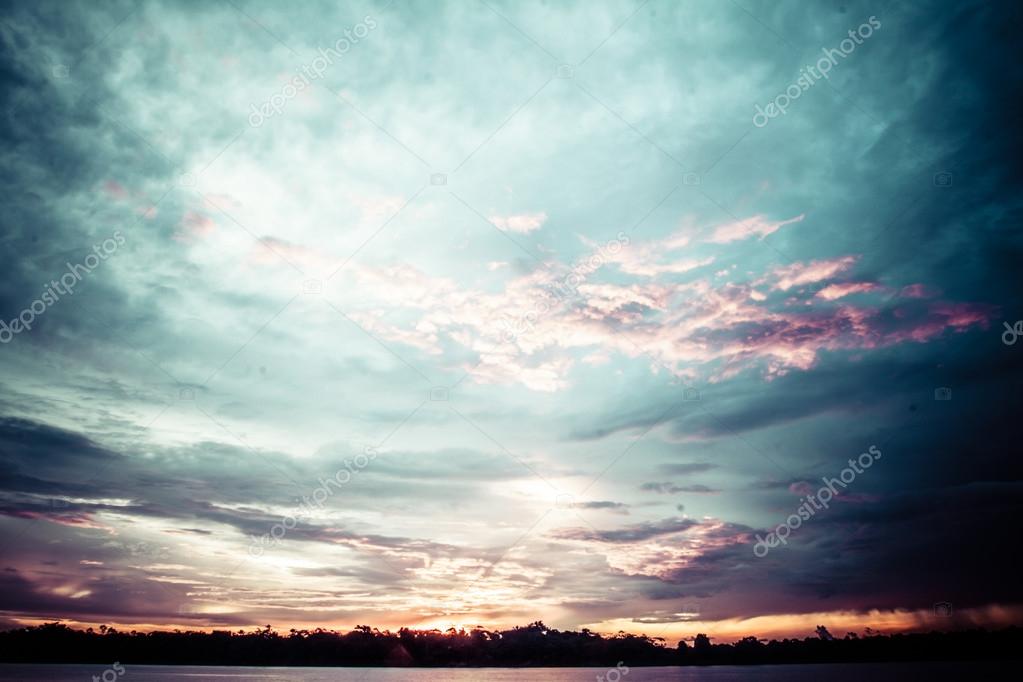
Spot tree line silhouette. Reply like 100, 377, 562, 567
0, 621, 1019, 667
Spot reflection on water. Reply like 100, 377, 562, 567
0, 661, 1011, 681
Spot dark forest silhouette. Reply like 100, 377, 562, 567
0, 622, 1020, 667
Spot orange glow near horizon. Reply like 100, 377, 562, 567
585, 603, 1023, 642
13, 602, 1022, 643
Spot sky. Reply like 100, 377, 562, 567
1, 0, 1021, 643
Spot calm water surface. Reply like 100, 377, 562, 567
0, 662, 1012, 681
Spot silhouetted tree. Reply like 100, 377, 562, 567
0, 622, 1019, 667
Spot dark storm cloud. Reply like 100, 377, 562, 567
0, 416, 300, 510
0, 565, 252, 626
799, 482, 1023, 610
602, 481, 1023, 623
0, 2, 182, 351
0, 414, 504, 622
572, 330, 1019, 445
0, 415, 517, 600
0, 415, 497, 521
569, 0, 1023, 454
0, 1, 305, 402
750, 484, 1018, 619
0, 417, 115, 467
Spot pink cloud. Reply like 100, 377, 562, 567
708, 213, 805, 244
816, 282, 879, 300
549, 517, 750, 579
329, 227, 994, 390
3, 509, 108, 530
174, 210, 216, 242
788, 481, 814, 496
934, 302, 993, 329
103, 180, 129, 200
595, 229, 713, 278
884, 302, 994, 343
247, 236, 332, 269
490, 212, 548, 234
618, 255, 714, 278
769, 256, 858, 291
900, 283, 939, 299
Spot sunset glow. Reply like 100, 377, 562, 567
1, 0, 1020, 649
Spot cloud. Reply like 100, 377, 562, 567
767, 256, 859, 291
490, 212, 548, 234
550, 516, 753, 581
816, 282, 880, 300
550, 517, 700, 543
660, 463, 717, 475
707, 214, 805, 244
570, 500, 630, 515
336, 240, 992, 390
639, 482, 719, 494
595, 229, 714, 277
174, 210, 216, 242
